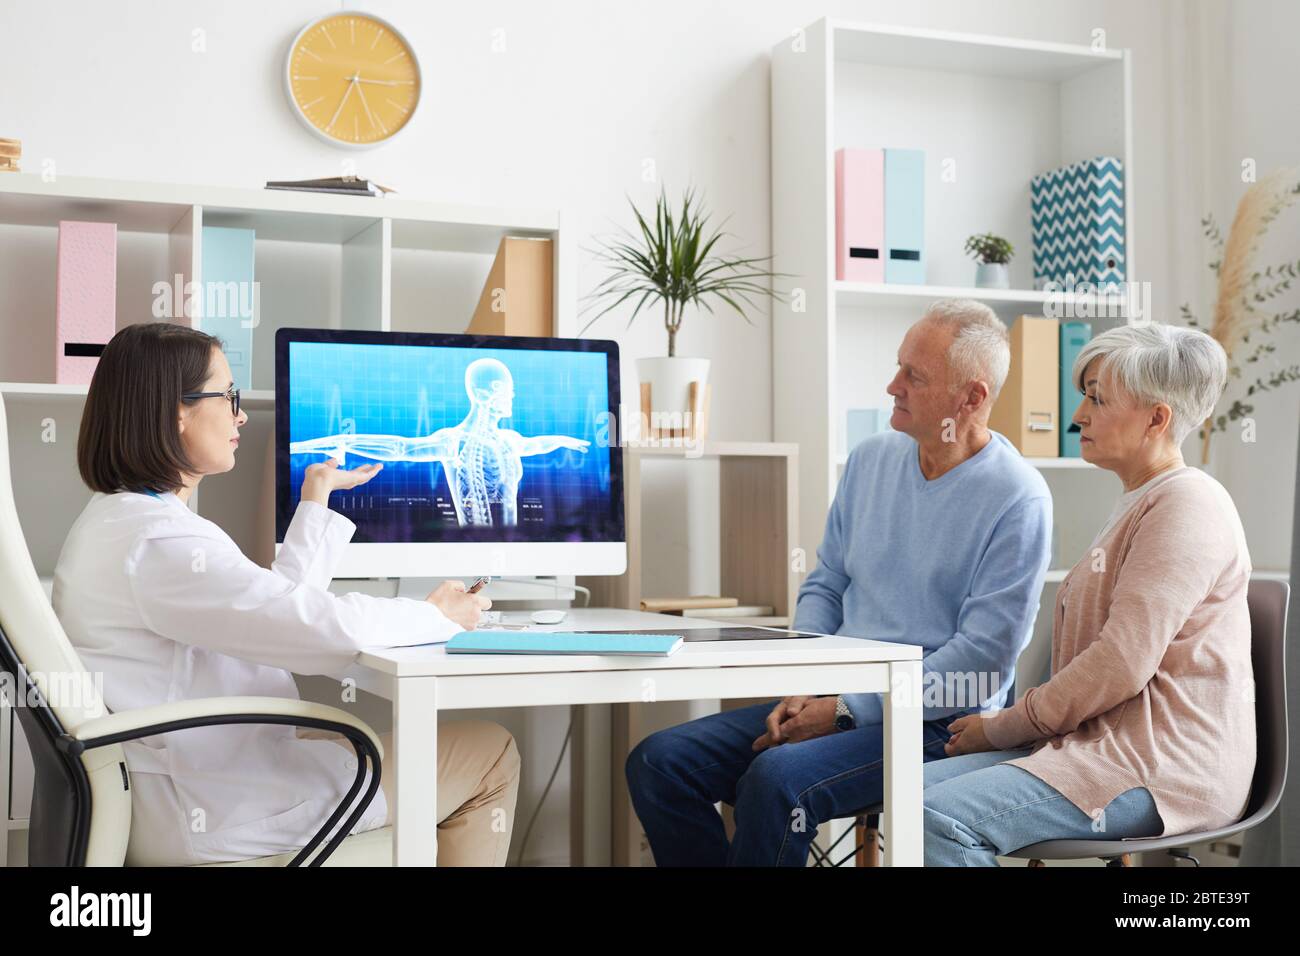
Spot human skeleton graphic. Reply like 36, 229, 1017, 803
290, 358, 590, 527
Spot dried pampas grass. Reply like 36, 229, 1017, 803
1200, 166, 1300, 463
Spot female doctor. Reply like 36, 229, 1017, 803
53, 321, 520, 866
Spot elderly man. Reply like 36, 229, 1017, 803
625, 299, 1052, 866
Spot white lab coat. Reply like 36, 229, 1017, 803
52, 490, 460, 865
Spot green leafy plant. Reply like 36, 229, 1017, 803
580, 188, 785, 357
964, 232, 1015, 265
1185, 166, 1300, 462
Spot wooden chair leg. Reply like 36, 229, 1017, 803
857, 814, 881, 867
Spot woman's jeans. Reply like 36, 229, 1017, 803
923, 748, 1164, 866
625, 699, 962, 866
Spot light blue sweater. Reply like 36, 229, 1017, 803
793, 429, 1052, 725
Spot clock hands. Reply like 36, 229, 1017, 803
353, 80, 382, 134
327, 76, 357, 132
324, 73, 411, 137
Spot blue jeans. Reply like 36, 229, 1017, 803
923, 749, 1164, 866
625, 699, 962, 866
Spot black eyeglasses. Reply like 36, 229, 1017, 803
182, 385, 240, 417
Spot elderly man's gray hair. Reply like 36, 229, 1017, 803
1073, 322, 1228, 446
921, 299, 1011, 401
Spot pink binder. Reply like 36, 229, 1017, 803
55, 221, 117, 384
835, 148, 884, 282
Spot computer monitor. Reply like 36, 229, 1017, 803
274, 327, 626, 578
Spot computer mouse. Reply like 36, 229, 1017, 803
531, 609, 568, 625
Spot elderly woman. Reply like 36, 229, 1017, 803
922, 322, 1255, 866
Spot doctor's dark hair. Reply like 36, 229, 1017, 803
77, 322, 226, 494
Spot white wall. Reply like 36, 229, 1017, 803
3, 0, 1294, 864
1181, 0, 1300, 571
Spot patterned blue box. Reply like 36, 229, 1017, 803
1031, 156, 1124, 292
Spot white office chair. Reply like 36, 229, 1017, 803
0, 392, 393, 866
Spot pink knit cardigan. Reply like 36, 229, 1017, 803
983, 468, 1256, 837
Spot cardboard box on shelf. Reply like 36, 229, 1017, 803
988, 314, 1061, 457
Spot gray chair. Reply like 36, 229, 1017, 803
0, 392, 392, 866
1008, 577, 1288, 867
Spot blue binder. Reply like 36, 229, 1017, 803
1060, 321, 1092, 456
884, 148, 925, 284
446, 631, 684, 657
200, 226, 256, 390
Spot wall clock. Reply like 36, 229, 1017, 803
284, 12, 421, 148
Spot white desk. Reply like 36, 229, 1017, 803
343, 608, 923, 867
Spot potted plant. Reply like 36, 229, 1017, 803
580, 188, 784, 425
965, 233, 1015, 289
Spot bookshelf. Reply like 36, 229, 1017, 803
0, 173, 568, 570
772, 18, 1131, 588
579, 441, 799, 625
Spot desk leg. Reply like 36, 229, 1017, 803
883, 659, 922, 867
610, 702, 644, 867
392, 675, 438, 866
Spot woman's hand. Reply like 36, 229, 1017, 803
426, 580, 491, 632
301, 458, 383, 507
944, 713, 996, 756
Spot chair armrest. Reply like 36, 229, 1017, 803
66, 696, 383, 757
63, 696, 385, 867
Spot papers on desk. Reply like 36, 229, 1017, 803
445, 631, 684, 657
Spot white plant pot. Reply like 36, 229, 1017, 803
975, 262, 1010, 289
637, 356, 710, 420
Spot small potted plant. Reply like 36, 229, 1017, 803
965, 233, 1015, 289
581, 188, 784, 424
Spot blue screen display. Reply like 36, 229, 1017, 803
281, 338, 620, 544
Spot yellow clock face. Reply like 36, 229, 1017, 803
286, 13, 420, 147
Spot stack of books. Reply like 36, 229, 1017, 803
264, 176, 394, 197
0, 138, 20, 173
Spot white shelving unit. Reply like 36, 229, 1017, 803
772, 18, 1131, 576
0, 173, 568, 568
0, 173, 569, 863
835, 280, 1133, 314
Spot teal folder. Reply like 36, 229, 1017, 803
1060, 321, 1092, 456
445, 631, 684, 657
200, 226, 256, 390
884, 148, 926, 284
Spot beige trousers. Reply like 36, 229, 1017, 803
299, 720, 520, 866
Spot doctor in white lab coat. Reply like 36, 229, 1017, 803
53, 322, 520, 865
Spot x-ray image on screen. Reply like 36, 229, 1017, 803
280, 337, 621, 546
291, 357, 590, 527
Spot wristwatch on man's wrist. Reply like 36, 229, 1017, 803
833, 695, 855, 731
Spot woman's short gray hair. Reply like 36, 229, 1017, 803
1073, 322, 1228, 445
922, 299, 1010, 400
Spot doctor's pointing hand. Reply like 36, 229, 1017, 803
301, 456, 491, 632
